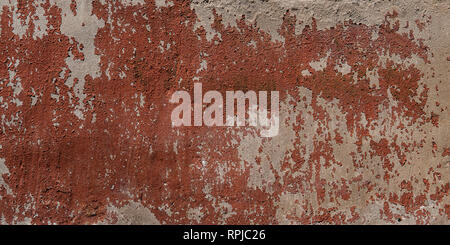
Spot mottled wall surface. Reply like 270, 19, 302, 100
0, 0, 448, 224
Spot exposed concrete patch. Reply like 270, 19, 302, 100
50, 0, 105, 120
187, 206, 204, 223
32, 0, 48, 40
334, 61, 352, 76
122, 0, 146, 6
309, 51, 330, 72
0, 158, 12, 196
190, 0, 447, 43
103, 201, 160, 225
191, 1, 222, 42
155, 0, 174, 8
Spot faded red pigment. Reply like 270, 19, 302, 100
0, 1, 447, 224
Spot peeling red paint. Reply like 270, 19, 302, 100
0, 1, 448, 224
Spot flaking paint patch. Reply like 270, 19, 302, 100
32, 0, 48, 40
0, 158, 12, 196
51, 0, 105, 120
103, 200, 160, 225
187, 206, 204, 223
239, 95, 298, 194
122, 0, 146, 7
309, 51, 330, 72
155, 0, 174, 9
191, 1, 222, 42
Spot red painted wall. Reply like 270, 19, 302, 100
0, 0, 448, 224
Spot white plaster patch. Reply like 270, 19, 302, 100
301, 69, 311, 77
309, 51, 330, 72
190, 0, 286, 43
154, 0, 174, 8
187, 206, 204, 223
0, 158, 13, 196
11, 8, 29, 38
121, 0, 146, 6
7, 65, 23, 107
0, 0, 49, 39
196, 59, 207, 73
190, 2, 222, 42
366, 67, 380, 89
32, 0, 49, 40
334, 61, 352, 75
103, 201, 160, 225
50, 0, 105, 120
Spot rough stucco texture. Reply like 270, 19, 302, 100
0, 0, 449, 225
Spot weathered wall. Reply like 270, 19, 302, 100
0, 0, 448, 224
